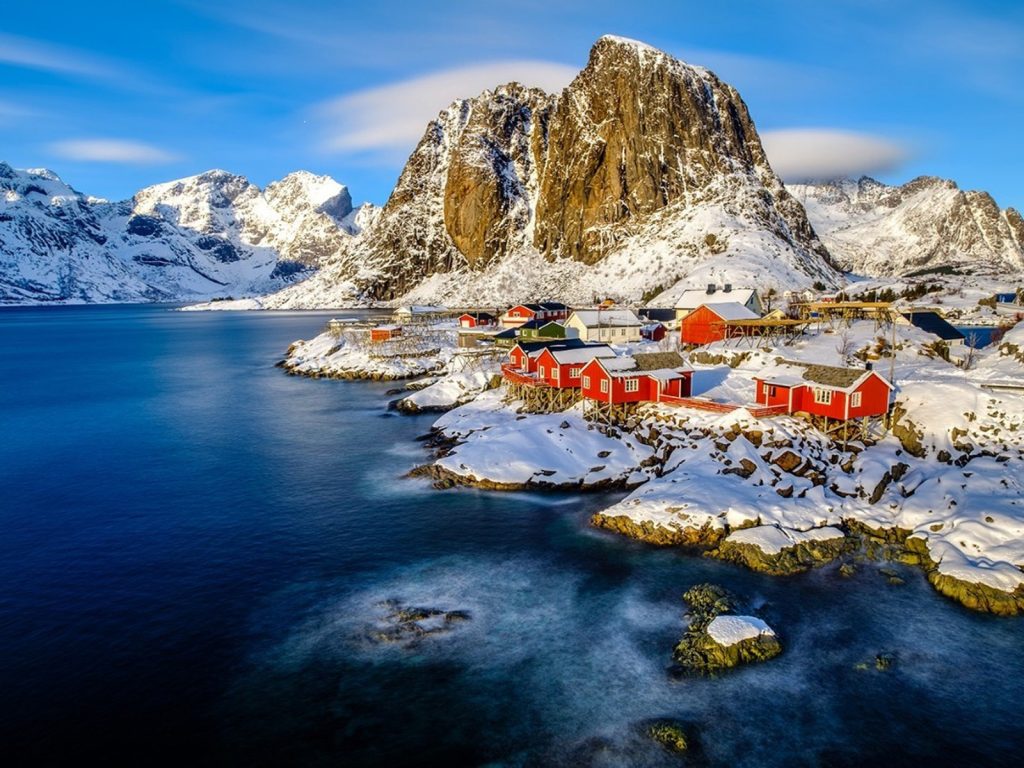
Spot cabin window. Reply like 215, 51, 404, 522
624, 378, 639, 393
569, 367, 581, 378
600, 380, 609, 393
582, 375, 591, 388
539, 366, 546, 378
768, 385, 777, 397
851, 391, 862, 408
813, 388, 833, 405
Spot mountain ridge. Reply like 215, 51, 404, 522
788, 175, 1024, 277
0, 162, 371, 304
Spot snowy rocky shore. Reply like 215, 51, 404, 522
280, 309, 1024, 615
401, 320, 1024, 616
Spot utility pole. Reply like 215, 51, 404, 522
889, 309, 897, 385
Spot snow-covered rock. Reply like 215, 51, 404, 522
261, 35, 840, 309
706, 615, 776, 647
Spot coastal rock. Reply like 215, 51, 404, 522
672, 584, 781, 674
368, 600, 472, 647
409, 462, 635, 493
708, 525, 850, 575
590, 513, 725, 547
645, 720, 689, 752
927, 570, 1024, 616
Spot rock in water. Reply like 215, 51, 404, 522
672, 583, 782, 674
646, 720, 689, 752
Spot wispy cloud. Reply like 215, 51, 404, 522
0, 32, 126, 83
49, 139, 181, 165
761, 129, 909, 181
0, 98, 36, 124
316, 61, 578, 157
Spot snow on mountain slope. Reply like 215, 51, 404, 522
0, 163, 364, 304
262, 35, 840, 309
789, 176, 1024, 278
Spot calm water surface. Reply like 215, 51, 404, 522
1, 305, 1022, 767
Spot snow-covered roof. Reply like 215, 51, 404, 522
597, 356, 638, 372
568, 309, 643, 328
700, 302, 760, 321
642, 368, 691, 381
757, 359, 893, 392
676, 288, 758, 310
549, 345, 616, 364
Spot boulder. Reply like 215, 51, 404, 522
672, 584, 781, 674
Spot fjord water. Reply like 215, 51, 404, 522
1, 306, 1022, 767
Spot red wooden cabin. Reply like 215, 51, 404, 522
680, 302, 759, 345
754, 361, 893, 419
500, 302, 571, 328
579, 353, 693, 405
370, 325, 402, 342
458, 312, 496, 328
534, 345, 616, 388
641, 323, 667, 341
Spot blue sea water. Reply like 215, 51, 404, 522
1, 305, 1022, 767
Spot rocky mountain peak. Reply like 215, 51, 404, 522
302, 34, 836, 306
265, 171, 354, 227
534, 33, 790, 265
0, 161, 362, 304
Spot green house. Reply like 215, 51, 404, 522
518, 319, 568, 339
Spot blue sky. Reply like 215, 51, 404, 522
1, 0, 1021, 210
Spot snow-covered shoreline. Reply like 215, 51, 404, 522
274, 300, 1024, 615
395, 319, 1024, 615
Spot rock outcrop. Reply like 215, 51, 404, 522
672, 584, 782, 674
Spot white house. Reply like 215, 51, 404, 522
674, 285, 762, 319
565, 309, 644, 343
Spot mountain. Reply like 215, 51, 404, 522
0, 163, 367, 304
788, 176, 1024, 277
263, 35, 839, 308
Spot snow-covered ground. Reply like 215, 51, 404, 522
429, 391, 652, 489
282, 324, 454, 380
407, 315, 1024, 612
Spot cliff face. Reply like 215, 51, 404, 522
356, 84, 555, 299
789, 176, 1024, 277
533, 36, 825, 266
271, 34, 837, 307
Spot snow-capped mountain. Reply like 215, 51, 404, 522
263, 35, 840, 309
0, 163, 367, 304
788, 176, 1024, 278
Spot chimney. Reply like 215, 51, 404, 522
724, 283, 732, 293
706, 283, 716, 295
865, 362, 873, 371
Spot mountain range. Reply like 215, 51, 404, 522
2, 35, 1021, 307
0, 163, 371, 304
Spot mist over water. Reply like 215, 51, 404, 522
1, 305, 1022, 767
